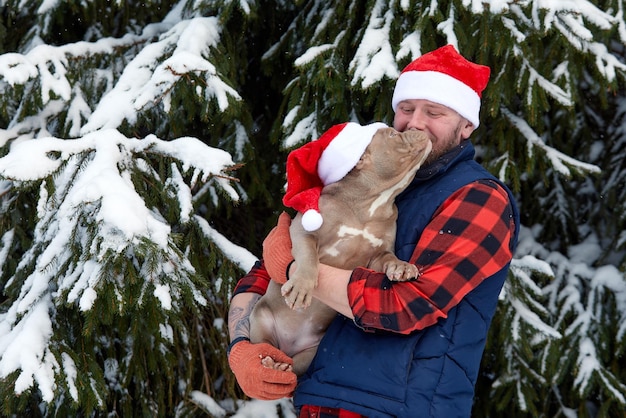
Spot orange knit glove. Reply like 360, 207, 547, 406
228, 339, 297, 400
262, 212, 294, 285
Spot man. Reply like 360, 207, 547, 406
227, 44, 519, 417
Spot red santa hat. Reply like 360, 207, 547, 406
283, 121, 388, 231
391, 44, 491, 128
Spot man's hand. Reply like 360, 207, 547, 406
228, 339, 297, 400
262, 212, 294, 284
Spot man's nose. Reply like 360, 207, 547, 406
406, 111, 426, 130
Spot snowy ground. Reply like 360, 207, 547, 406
191, 391, 296, 418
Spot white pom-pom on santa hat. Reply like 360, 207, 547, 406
301, 209, 323, 232
282, 121, 388, 231
391, 44, 490, 128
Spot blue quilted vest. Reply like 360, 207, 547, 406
294, 141, 520, 418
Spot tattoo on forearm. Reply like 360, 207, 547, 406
229, 295, 261, 340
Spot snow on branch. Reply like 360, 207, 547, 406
513, 46, 573, 107
553, 13, 626, 81
0, 128, 238, 401
0, 98, 68, 148
501, 16, 527, 42
540, 0, 615, 31
538, 238, 626, 401
349, 0, 398, 89
585, 41, 626, 82
593, 265, 626, 348
463, 0, 527, 14
82, 17, 240, 133
0, 27, 165, 101
487, 0, 618, 31
0, 13, 242, 140
506, 255, 562, 341
436, 2, 459, 48
0, 294, 58, 401
292, 7, 344, 69
294, 43, 336, 67
0, 129, 238, 260
502, 107, 601, 177
282, 109, 318, 148
395, 31, 421, 62
574, 338, 626, 403
194, 215, 257, 273
500, 1, 625, 84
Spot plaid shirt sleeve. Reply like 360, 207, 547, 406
347, 179, 516, 334
232, 260, 271, 297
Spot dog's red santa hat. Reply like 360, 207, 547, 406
283, 121, 388, 231
391, 44, 490, 128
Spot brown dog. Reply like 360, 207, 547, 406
250, 126, 432, 376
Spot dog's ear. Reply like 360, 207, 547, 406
355, 149, 372, 170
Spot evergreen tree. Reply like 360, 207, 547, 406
0, 0, 624, 417
0, 1, 287, 415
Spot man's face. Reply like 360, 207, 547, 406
393, 99, 475, 166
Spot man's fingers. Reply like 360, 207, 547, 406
257, 385, 295, 401
262, 367, 298, 386
262, 345, 294, 366
277, 211, 292, 227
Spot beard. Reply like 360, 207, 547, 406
422, 123, 464, 167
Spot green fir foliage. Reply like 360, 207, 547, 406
0, 0, 625, 417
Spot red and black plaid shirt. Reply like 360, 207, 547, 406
233, 180, 515, 416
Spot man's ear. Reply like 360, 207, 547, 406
460, 120, 475, 139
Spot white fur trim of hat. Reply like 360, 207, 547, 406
317, 121, 388, 185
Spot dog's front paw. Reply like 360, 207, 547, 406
385, 261, 420, 282
281, 279, 315, 310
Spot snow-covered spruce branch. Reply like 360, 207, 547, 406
498, 0, 624, 102
531, 0, 617, 34
0, 129, 239, 401
515, 227, 626, 407
0, 129, 238, 194
553, 13, 626, 81
501, 107, 601, 177
349, 0, 398, 89
193, 214, 257, 273
545, 252, 626, 403
480, 0, 620, 34
503, 254, 562, 344
282, 108, 318, 148
0, 15, 241, 142
0, 20, 173, 101
82, 17, 241, 134
507, 42, 574, 107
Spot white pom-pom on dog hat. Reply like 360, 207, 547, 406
282, 121, 388, 231
391, 44, 491, 128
